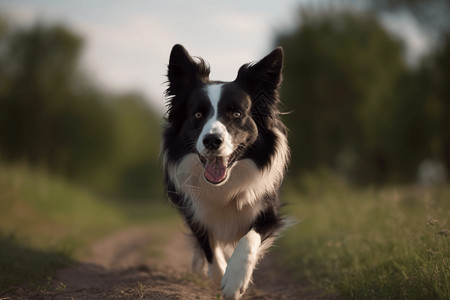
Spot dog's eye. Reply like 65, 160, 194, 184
194, 112, 202, 119
232, 111, 242, 118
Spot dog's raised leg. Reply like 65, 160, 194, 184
221, 229, 261, 300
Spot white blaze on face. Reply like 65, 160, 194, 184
195, 84, 235, 184
196, 84, 233, 157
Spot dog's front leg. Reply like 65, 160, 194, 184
208, 237, 227, 287
221, 229, 261, 300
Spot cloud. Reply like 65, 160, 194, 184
74, 15, 178, 105
381, 12, 431, 65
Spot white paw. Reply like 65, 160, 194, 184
220, 243, 253, 299
221, 258, 250, 300
221, 230, 261, 300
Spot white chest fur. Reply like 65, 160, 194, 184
192, 189, 264, 243
167, 153, 265, 243
166, 129, 289, 243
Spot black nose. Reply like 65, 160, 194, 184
203, 134, 223, 150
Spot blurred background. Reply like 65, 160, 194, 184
0, 0, 449, 297
0, 0, 448, 200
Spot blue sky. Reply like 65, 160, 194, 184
0, 0, 430, 114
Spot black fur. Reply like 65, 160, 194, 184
162, 44, 289, 299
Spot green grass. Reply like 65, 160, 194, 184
279, 171, 450, 299
3, 163, 449, 299
0, 162, 176, 292
0, 233, 72, 292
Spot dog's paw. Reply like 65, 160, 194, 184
221, 263, 249, 300
191, 242, 207, 276
221, 230, 261, 299
220, 249, 251, 299
208, 261, 225, 287
192, 248, 207, 276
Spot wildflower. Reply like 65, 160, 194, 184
438, 229, 450, 236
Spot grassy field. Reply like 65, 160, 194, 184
279, 171, 450, 300
1, 163, 449, 299
0, 163, 176, 292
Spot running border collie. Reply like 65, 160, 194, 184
162, 44, 290, 300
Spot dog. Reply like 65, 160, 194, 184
162, 44, 290, 300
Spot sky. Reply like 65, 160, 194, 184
0, 0, 431, 115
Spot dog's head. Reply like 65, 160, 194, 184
165, 44, 283, 185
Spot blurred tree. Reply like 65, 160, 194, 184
422, 36, 450, 174
372, 0, 450, 178
0, 16, 9, 122
277, 10, 423, 184
2, 24, 84, 162
91, 93, 163, 200
0, 19, 163, 200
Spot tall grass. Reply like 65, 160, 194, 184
280, 171, 450, 299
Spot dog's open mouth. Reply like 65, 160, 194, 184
199, 146, 243, 184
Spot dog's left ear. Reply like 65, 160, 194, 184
235, 47, 283, 98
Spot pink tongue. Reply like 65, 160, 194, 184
205, 157, 227, 184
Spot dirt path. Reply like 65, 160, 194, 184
8, 222, 329, 299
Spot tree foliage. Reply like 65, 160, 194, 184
0, 19, 163, 200
277, 9, 448, 184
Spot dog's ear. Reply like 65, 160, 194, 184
235, 47, 283, 99
236, 48, 284, 129
167, 44, 209, 96
165, 45, 210, 127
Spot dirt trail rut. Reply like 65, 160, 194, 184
10, 223, 329, 299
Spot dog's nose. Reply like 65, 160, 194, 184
203, 134, 223, 150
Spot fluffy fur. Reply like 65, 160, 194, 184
162, 44, 289, 300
